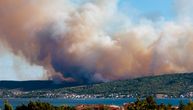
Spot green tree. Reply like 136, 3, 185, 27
15, 101, 76, 110
179, 100, 185, 110
15, 104, 28, 110
4, 100, 13, 110
145, 96, 157, 109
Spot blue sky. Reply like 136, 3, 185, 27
119, 0, 175, 20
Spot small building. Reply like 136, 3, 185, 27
156, 94, 167, 99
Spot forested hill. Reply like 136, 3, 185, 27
0, 80, 84, 91
56, 73, 193, 97
0, 73, 193, 97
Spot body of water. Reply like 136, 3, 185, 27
0, 98, 192, 108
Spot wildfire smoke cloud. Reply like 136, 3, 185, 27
0, 0, 193, 82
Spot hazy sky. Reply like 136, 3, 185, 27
119, 0, 174, 20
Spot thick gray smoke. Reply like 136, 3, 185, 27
0, 0, 193, 82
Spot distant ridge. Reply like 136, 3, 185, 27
0, 80, 84, 91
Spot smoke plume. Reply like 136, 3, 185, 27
0, 0, 193, 82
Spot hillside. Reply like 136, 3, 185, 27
0, 73, 193, 98
0, 80, 84, 91
56, 73, 193, 97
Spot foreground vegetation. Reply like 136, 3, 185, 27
4, 100, 75, 110
124, 96, 192, 110
2, 96, 193, 110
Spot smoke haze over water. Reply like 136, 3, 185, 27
0, 0, 193, 82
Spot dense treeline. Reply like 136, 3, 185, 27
2, 97, 193, 110
125, 96, 193, 110
3, 101, 75, 110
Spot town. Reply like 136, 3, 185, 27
1, 89, 193, 99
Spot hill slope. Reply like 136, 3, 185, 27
0, 80, 84, 91
0, 73, 193, 97
56, 73, 193, 97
